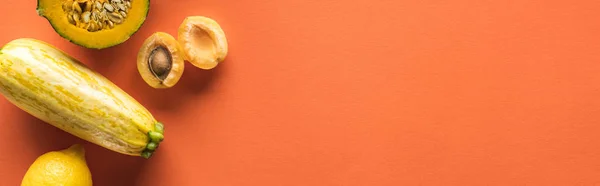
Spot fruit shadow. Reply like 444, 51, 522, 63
59, 21, 228, 110
127, 60, 225, 113
15, 109, 149, 186
15, 108, 88, 157
75, 37, 225, 113
85, 144, 149, 186
79, 39, 138, 76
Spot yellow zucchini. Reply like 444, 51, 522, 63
0, 38, 164, 158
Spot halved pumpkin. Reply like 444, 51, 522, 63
36, 0, 149, 49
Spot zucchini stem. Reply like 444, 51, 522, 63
146, 142, 158, 150
155, 122, 164, 133
141, 122, 166, 159
141, 151, 153, 159
149, 131, 164, 142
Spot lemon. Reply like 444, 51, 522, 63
21, 144, 93, 186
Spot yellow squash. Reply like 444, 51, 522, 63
0, 38, 164, 158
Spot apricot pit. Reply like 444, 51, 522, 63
137, 32, 185, 88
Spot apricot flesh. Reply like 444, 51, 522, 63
178, 16, 228, 70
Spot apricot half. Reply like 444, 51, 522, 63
177, 16, 228, 70
137, 32, 185, 88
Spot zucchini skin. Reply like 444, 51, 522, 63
0, 38, 163, 157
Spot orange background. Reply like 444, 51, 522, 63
1, 0, 600, 185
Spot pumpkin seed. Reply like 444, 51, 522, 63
100, 9, 107, 19
62, 1, 73, 11
67, 13, 76, 24
108, 12, 122, 23
73, 2, 82, 13
82, 11, 91, 23
91, 10, 99, 21
111, 2, 117, 10
87, 22, 96, 32
72, 13, 80, 23
95, 1, 102, 10
108, 20, 115, 28
63, 0, 130, 31
104, 3, 114, 12
84, 1, 92, 11
117, 3, 126, 11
